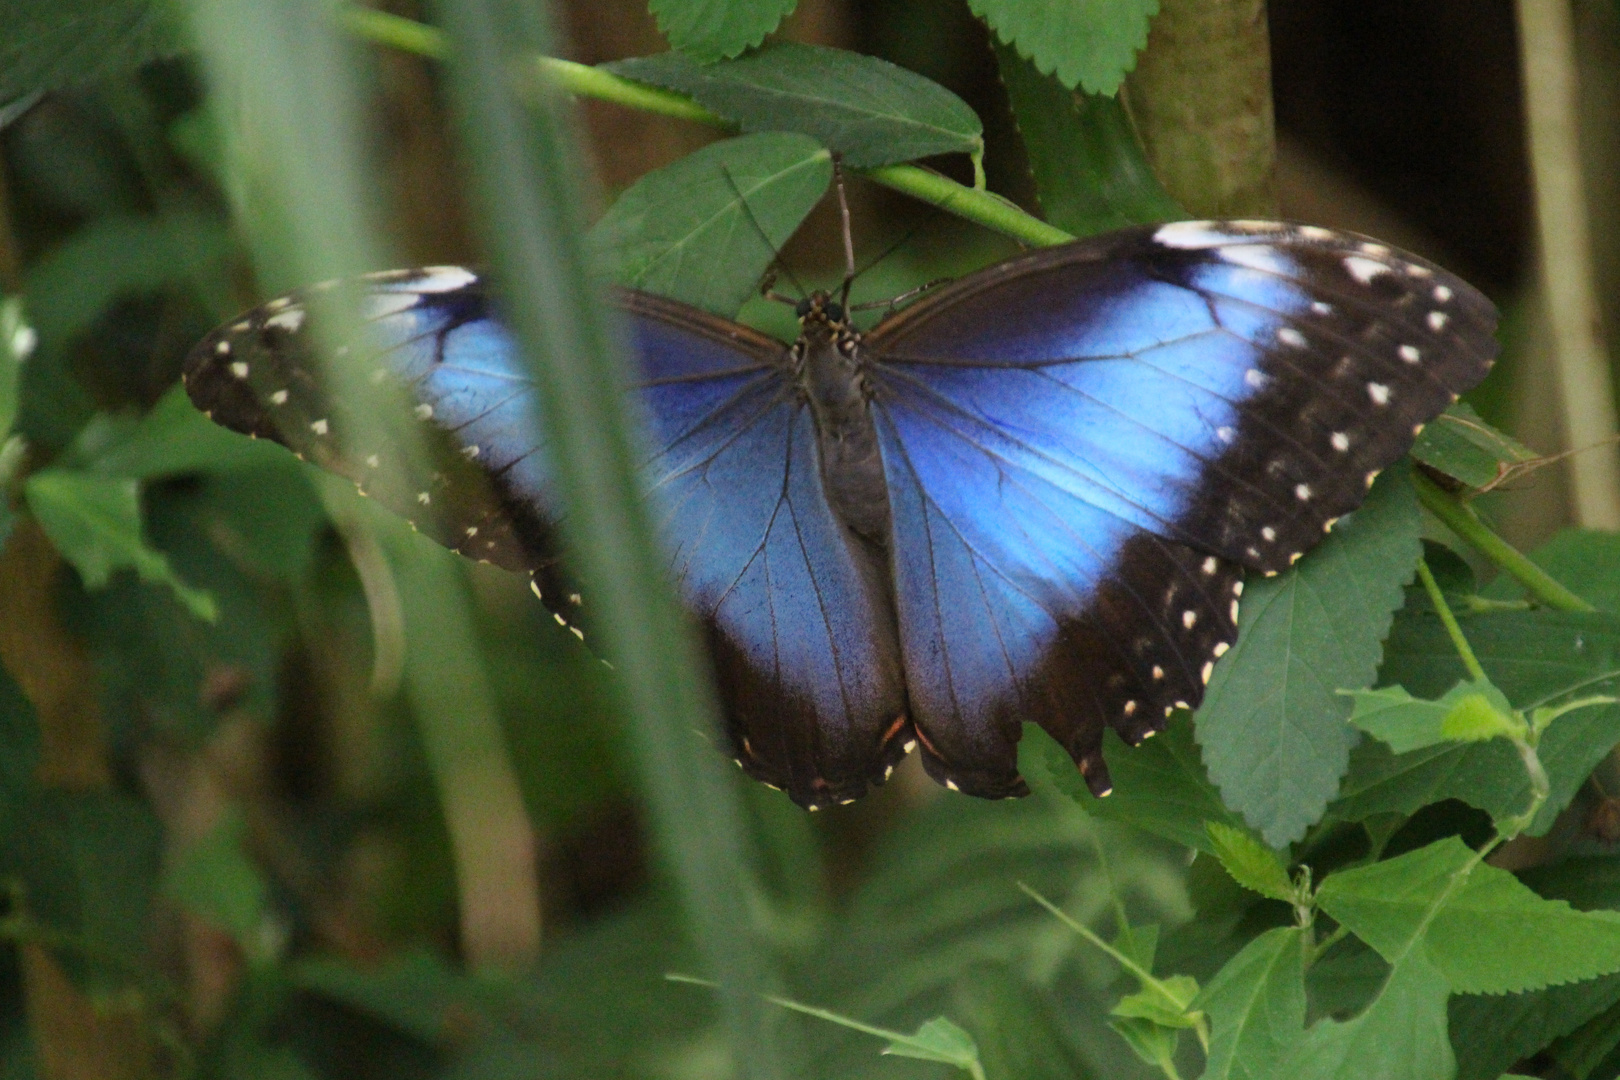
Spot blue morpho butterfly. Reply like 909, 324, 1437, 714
184, 219, 1497, 810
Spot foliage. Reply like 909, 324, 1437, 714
0, 3, 1615, 1080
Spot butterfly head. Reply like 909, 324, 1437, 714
795, 291, 849, 329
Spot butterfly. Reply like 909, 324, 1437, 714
183, 220, 1497, 810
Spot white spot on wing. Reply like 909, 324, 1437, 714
266, 307, 305, 332
1298, 225, 1334, 240
1152, 665, 1164, 679
1400, 344, 1421, 364
1219, 244, 1291, 274
1311, 301, 1333, 316
1368, 382, 1391, 406
407, 266, 477, 292
1359, 242, 1391, 256
362, 292, 417, 320
1216, 426, 1236, 444
229, 361, 249, 379
310, 419, 329, 435
1124, 700, 1138, 716
1202, 661, 1214, 684
270, 389, 289, 406
365, 454, 380, 468
1213, 642, 1229, 657
1201, 556, 1217, 575
1428, 311, 1449, 331
1331, 432, 1349, 452
1183, 610, 1198, 629
1245, 368, 1268, 389
1277, 327, 1307, 348
415, 403, 434, 421
1153, 221, 1226, 248
1434, 284, 1453, 302
1261, 526, 1277, 542
417, 491, 431, 505
214, 340, 230, 356
1295, 483, 1312, 501
1344, 255, 1390, 283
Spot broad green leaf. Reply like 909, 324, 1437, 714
993, 40, 1180, 236
1031, 717, 1245, 854
1318, 837, 1620, 995
588, 131, 830, 317
1198, 467, 1423, 847
647, 0, 795, 64
1487, 528, 1620, 614
1205, 822, 1293, 902
0, 0, 185, 101
11, 790, 162, 990
1449, 976, 1620, 1080
291, 952, 496, 1046
25, 469, 216, 620
162, 810, 268, 948
1411, 403, 1539, 491
87, 385, 289, 479
1194, 926, 1308, 1080
1359, 608, 1620, 834
1344, 680, 1518, 754
970, 0, 1160, 95
881, 1016, 982, 1070
1552, 994, 1620, 1080
1281, 947, 1454, 1080
608, 44, 983, 167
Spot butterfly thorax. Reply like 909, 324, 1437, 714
793, 292, 890, 546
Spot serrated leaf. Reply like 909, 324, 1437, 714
1281, 946, 1455, 1080
1194, 926, 1308, 1080
0, 0, 185, 102
588, 131, 830, 317
1351, 609, 1620, 834
970, 0, 1159, 95
881, 1016, 981, 1070
607, 44, 982, 167
993, 39, 1180, 236
647, 0, 795, 63
1344, 680, 1519, 754
1205, 822, 1293, 902
25, 469, 216, 620
1198, 466, 1423, 847
1411, 402, 1539, 491
1030, 717, 1244, 854
1318, 837, 1620, 995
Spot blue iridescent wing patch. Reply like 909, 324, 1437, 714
863, 222, 1496, 794
184, 221, 1498, 808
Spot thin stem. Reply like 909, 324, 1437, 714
1308, 924, 1349, 967
1018, 883, 1191, 1009
341, 6, 1075, 251
1415, 559, 1488, 683
1413, 472, 1594, 613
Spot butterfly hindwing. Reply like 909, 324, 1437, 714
865, 221, 1495, 793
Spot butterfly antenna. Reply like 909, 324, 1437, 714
720, 164, 806, 305
835, 157, 856, 310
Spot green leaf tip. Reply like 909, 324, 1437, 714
1205, 821, 1294, 903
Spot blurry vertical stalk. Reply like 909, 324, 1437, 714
182, 0, 541, 969
1123, 0, 1277, 218
1515, 0, 1620, 528
431, 0, 790, 1076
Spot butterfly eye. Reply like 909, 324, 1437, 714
823, 302, 846, 323
794, 298, 813, 318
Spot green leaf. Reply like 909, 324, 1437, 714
993, 39, 1180, 236
11, 790, 163, 990
1359, 608, 1620, 834
86, 385, 289, 479
881, 1016, 982, 1071
1281, 946, 1455, 1080
607, 44, 983, 167
1411, 403, 1539, 492
647, 0, 796, 64
1488, 528, 1620, 614
969, 0, 1160, 95
25, 469, 216, 620
291, 952, 496, 1046
1205, 822, 1293, 902
1552, 993, 1620, 1079
162, 810, 268, 948
1107, 1013, 1180, 1070
1344, 680, 1519, 754
1111, 978, 1201, 1028
1198, 466, 1423, 847
948, 964, 1095, 1080
0, 0, 185, 101
1318, 837, 1620, 995
1030, 716, 1245, 854
1449, 976, 1620, 1080
587, 131, 831, 317
1194, 927, 1308, 1080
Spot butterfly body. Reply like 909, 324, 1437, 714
184, 221, 1498, 809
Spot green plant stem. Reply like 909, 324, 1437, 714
1415, 559, 1488, 683
341, 6, 1073, 250
1018, 882, 1190, 1012
1308, 924, 1349, 966
1413, 472, 1594, 613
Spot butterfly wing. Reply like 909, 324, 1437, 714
184, 274, 908, 807
864, 221, 1498, 795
